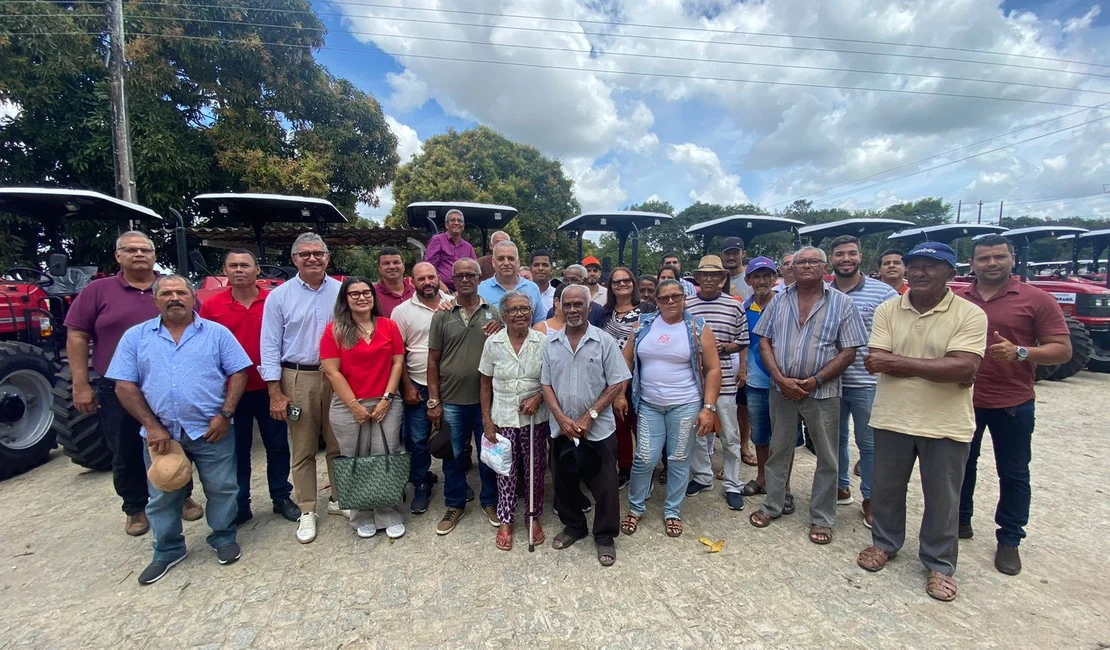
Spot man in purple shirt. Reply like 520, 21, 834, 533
64, 231, 202, 536
424, 209, 476, 292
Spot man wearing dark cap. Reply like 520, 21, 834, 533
720, 237, 752, 301
857, 242, 987, 603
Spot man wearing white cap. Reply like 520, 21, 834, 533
107, 274, 254, 585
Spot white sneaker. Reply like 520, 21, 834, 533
328, 500, 351, 517
356, 523, 377, 538
296, 512, 318, 544
385, 523, 406, 539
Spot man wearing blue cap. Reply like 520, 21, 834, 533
857, 241, 987, 603
740, 257, 781, 500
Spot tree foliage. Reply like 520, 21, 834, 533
386, 126, 579, 264
0, 0, 397, 270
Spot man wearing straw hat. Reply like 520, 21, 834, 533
107, 275, 254, 585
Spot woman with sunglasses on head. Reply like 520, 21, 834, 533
600, 267, 642, 489
320, 278, 407, 541
620, 279, 722, 538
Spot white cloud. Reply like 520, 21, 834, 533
666, 143, 750, 205
1064, 5, 1101, 33
561, 157, 628, 212
385, 70, 429, 113
0, 101, 19, 124
385, 115, 423, 162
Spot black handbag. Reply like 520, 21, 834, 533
332, 420, 411, 511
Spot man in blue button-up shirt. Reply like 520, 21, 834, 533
107, 274, 252, 585
478, 241, 544, 325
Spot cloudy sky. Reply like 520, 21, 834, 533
306, 0, 1110, 223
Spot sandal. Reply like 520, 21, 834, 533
739, 480, 766, 497
741, 450, 758, 466
749, 510, 777, 528
857, 545, 895, 572
783, 493, 796, 515
714, 469, 724, 480
495, 526, 513, 551
531, 523, 545, 546
926, 571, 958, 602
620, 513, 640, 536
552, 530, 584, 550
664, 518, 683, 538
597, 544, 616, 567
809, 525, 833, 545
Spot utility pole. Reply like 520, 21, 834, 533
977, 200, 983, 224
107, 0, 137, 224
956, 199, 962, 223
998, 200, 1004, 225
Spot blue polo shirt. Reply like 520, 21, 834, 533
106, 316, 253, 440
743, 296, 772, 390
477, 275, 544, 324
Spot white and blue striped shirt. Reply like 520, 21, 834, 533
830, 277, 899, 387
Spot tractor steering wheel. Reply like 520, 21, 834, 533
258, 265, 290, 280
4, 267, 55, 288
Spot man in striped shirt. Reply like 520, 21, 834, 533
748, 246, 868, 545
828, 235, 898, 529
684, 255, 750, 511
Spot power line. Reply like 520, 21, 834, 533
998, 192, 1110, 206
6, 29, 1106, 111
809, 112, 1110, 205
126, 1, 1110, 81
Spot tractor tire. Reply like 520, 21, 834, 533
1045, 316, 1094, 381
1086, 331, 1110, 374
51, 363, 111, 471
0, 342, 57, 480
1033, 363, 1059, 382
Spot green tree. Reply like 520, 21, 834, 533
386, 126, 580, 265
0, 0, 397, 270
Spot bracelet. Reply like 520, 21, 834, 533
347, 398, 359, 407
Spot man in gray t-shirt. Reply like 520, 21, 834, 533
541, 285, 631, 566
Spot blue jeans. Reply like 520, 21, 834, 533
628, 400, 700, 520
747, 387, 771, 446
442, 403, 497, 509
143, 433, 238, 562
403, 383, 433, 486
838, 386, 875, 499
232, 390, 292, 511
959, 401, 1035, 547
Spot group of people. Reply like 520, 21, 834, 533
66, 208, 1071, 601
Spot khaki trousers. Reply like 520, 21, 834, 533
282, 368, 340, 513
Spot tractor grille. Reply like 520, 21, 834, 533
1076, 294, 1110, 318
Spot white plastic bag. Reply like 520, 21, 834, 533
480, 433, 513, 476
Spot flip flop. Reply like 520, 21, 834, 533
552, 530, 584, 550
749, 510, 777, 528
495, 527, 513, 551
809, 525, 833, 545
741, 451, 758, 467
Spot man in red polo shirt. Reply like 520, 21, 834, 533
956, 234, 1072, 576
199, 249, 300, 524
374, 246, 415, 317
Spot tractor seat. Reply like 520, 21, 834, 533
45, 266, 98, 295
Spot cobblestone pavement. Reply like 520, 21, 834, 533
2, 373, 1108, 649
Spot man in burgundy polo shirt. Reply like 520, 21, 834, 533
374, 246, 415, 317
424, 209, 476, 292
199, 249, 299, 525
65, 231, 202, 535
956, 234, 1072, 576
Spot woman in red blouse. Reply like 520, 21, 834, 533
321, 277, 406, 540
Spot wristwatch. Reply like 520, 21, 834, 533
588, 409, 599, 420
1016, 347, 1029, 361
219, 409, 234, 419
426, 398, 440, 409
703, 403, 717, 412
382, 392, 395, 402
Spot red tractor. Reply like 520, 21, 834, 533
0, 188, 173, 479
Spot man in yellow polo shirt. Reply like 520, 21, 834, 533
853, 242, 987, 603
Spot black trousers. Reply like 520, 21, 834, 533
552, 434, 619, 546
98, 379, 191, 515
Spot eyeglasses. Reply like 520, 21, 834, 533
118, 247, 154, 255
503, 305, 532, 315
295, 251, 328, 260
347, 290, 374, 300
610, 278, 633, 286
452, 272, 480, 280
794, 259, 823, 267
657, 294, 684, 304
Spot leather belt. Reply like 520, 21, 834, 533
281, 361, 320, 371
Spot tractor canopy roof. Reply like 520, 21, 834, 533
798, 218, 914, 242
0, 187, 162, 222
685, 214, 804, 240
405, 201, 518, 231
558, 211, 673, 236
1072, 228, 1110, 245
987, 225, 1088, 245
193, 193, 348, 225
887, 223, 1006, 246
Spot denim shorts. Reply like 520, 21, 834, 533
746, 386, 771, 446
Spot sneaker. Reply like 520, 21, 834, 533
356, 523, 377, 538
125, 512, 150, 537
296, 512, 318, 544
386, 523, 406, 539
182, 497, 204, 522
725, 492, 745, 511
436, 507, 465, 535
995, 544, 1022, 575
272, 498, 301, 522
958, 523, 974, 539
862, 499, 873, 529
483, 505, 500, 527
465, 486, 475, 503
234, 509, 253, 526
617, 469, 630, 491
327, 500, 351, 518
411, 483, 431, 515
837, 488, 854, 506
138, 554, 186, 585
686, 481, 712, 497
216, 542, 241, 565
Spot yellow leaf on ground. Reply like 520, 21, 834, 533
698, 536, 714, 547
709, 539, 725, 553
